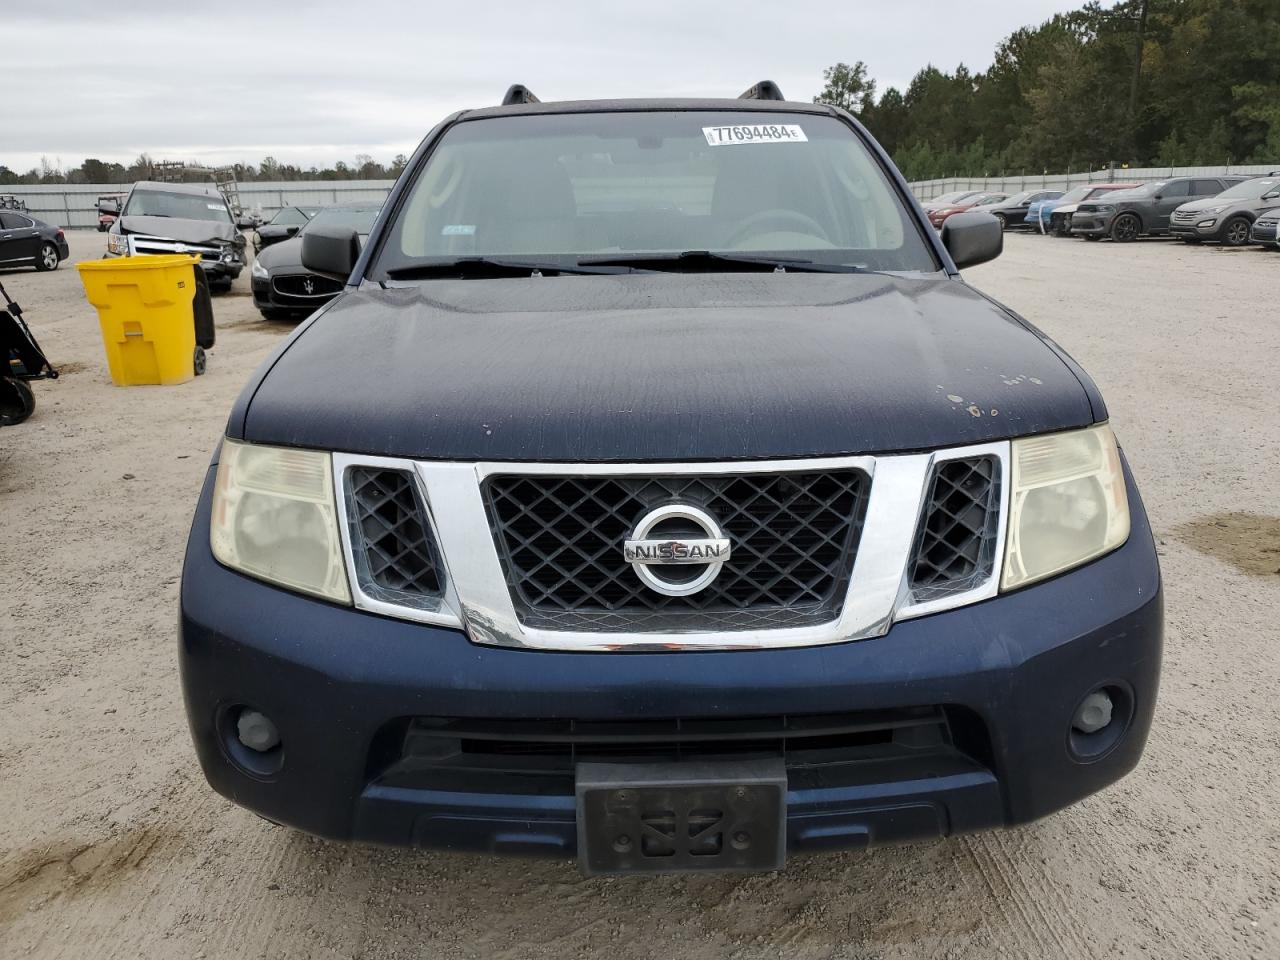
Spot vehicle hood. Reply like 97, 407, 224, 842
256, 232, 370, 271
255, 236, 303, 271
119, 215, 240, 245
1173, 196, 1264, 214
236, 273, 1098, 461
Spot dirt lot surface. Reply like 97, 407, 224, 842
2, 231, 1278, 960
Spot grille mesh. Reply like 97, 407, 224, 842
908, 456, 1001, 600
485, 471, 869, 631
346, 467, 443, 605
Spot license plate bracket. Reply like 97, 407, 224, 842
575, 758, 786, 876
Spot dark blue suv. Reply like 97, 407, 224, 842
180, 82, 1162, 876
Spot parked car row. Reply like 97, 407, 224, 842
926, 173, 1280, 249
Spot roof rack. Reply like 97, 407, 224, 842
739, 80, 785, 102
502, 84, 540, 106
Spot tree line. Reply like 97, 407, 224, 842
0, 153, 410, 187
815, 0, 1280, 181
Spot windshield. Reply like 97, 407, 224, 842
125, 189, 232, 223
377, 111, 936, 274
1113, 181, 1164, 200
1216, 177, 1280, 200
303, 205, 380, 236
1001, 191, 1034, 205
1057, 187, 1092, 203
271, 207, 312, 226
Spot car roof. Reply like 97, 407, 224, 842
457, 97, 836, 122
131, 180, 225, 197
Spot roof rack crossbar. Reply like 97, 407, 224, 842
739, 80, 785, 102
502, 84, 541, 106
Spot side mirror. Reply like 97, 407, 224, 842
1264, 191, 1280, 201
941, 210, 1003, 270
100, 201, 118, 214
302, 225, 360, 282
285, 225, 299, 236
1153, 194, 1163, 200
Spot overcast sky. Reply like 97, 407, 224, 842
3, 0, 1080, 174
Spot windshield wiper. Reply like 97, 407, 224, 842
578, 251, 872, 273
385, 257, 630, 280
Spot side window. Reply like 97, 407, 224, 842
1191, 180, 1223, 197
0, 213, 32, 229
1159, 181, 1191, 199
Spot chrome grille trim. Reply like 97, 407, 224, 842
482, 469, 871, 631
331, 442, 1011, 651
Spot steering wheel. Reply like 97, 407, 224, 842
725, 209, 831, 248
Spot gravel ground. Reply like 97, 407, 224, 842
1, 231, 1278, 960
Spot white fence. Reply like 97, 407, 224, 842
1, 181, 396, 229
8, 163, 1280, 227
909, 164, 1280, 200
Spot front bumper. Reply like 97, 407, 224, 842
1169, 220, 1220, 240
1070, 214, 1113, 237
180, 459, 1162, 862
1251, 221, 1279, 245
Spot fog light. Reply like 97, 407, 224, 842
1072, 690, 1113, 734
1197, 219, 1217, 229
237, 709, 281, 752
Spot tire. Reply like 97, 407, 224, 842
1110, 213, 1141, 243
1220, 216, 1251, 247
994, 213, 1007, 230
210, 278, 233, 294
0, 377, 36, 426
34, 242, 60, 271
193, 346, 207, 376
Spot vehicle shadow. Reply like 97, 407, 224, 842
267, 817, 1077, 958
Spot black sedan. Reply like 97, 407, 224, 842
980, 190, 1064, 230
251, 204, 379, 320
252, 206, 319, 254
0, 212, 70, 272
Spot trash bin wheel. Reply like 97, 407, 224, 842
194, 346, 207, 376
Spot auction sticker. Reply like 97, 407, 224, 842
702, 124, 807, 146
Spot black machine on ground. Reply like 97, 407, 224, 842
1, 280, 57, 426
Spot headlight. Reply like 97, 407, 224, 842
210, 439, 351, 603
106, 233, 129, 255
1002, 424, 1130, 590
251, 260, 268, 279
1198, 205, 1226, 216
1094, 205, 1116, 214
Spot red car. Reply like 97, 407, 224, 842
927, 192, 1008, 228
96, 194, 124, 232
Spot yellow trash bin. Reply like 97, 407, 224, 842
77, 255, 201, 386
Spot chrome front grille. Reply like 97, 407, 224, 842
331, 444, 1010, 651
344, 466, 444, 610
483, 470, 870, 631
128, 234, 225, 259
1171, 210, 1197, 224
908, 456, 1002, 602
